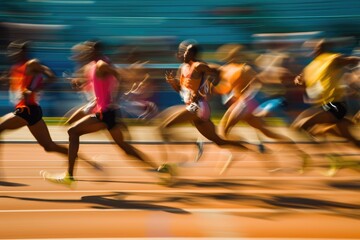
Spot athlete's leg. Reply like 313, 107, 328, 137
194, 119, 247, 149
0, 113, 27, 133
150, 105, 185, 125
222, 98, 250, 137
28, 119, 68, 155
298, 111, 339, 131
293, 108, 354, 173
335, 118, 360, 147
291, 107, 324, 130
0, 114, 28, 175
108, 124, 158, 169
67, 116, 105, 176
64, 105, 90, 125
245, 115, 292, 141
160, 107, 195, 129
41, 116, 107, 186
158, 107, 196, 143
246, 114, 310, 172
307, 117, 358, 145
218, 105, 233, 137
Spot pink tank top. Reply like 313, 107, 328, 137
87, 61, 118, 112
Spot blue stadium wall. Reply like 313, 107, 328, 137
0, 0, 359, 117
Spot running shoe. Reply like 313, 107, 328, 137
157, 163, 178, 186
325, 155, 360, 176
298, 153, 311, 174
324, 154, 341, 177
258, 143, 266, 153
195, 138, 204, 162
40, 170, 75, 187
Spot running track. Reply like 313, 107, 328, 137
0, 126, 360, 239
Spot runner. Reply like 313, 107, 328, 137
116, 48, 158, 121
41, 42, 165, 186
292, 39, 360, 175
0, 40, 69, 166
157, 42, 250, 174
292, 40, 359, 147
64, 41, 109, 125
210, 44, 310, 172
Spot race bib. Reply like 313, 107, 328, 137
186, 102, 200, 113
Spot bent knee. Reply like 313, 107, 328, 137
67, 127, 80, 137
41, 143, 57, 152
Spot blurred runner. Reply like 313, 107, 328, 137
210, 44, 310, 172
157, 42, 249, 174
63, 40, 110, 125
292, 39, 360, 175
41, 42, 163, 186
116, 48, 158, 120
0, 40, 69, 168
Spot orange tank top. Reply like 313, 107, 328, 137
9, 62, 41, 107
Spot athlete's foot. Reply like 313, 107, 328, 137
219, 152, 233, 175
298, 153, 311, 174
40, 170, 75, 187
324, 154, 341, 177
157, 163, 178, 186
258, 143, 266, 153
195, 138, 204, 162
267, 167, 283, 173
88, 160, 104, 172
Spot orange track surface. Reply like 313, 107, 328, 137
1, 142, 360, 239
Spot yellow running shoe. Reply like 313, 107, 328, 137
40, 170, 75, 187
157, 163, 178, 186
324, 154, 341, 177
298, 153, 311, 174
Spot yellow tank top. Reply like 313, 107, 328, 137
303, 53, 345, 104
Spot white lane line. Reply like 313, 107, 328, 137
2, 167, 153, 169
11, 238, 359, 240
0, 208, 340, 214
2, 176, 360, 181
0, 189, 358, 194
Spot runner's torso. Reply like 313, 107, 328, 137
87, 60, 118, 112
304, 53, 345, 104
9, 61, 42, 108
180, 62, 206, 104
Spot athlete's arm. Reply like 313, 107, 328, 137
96, 60, 121, 80
165, 69, 181, 93
196, 62, 220, 80
211, 66, 232, 95
25, 59, 57, 92
294, 72, 304, 85
69, 66, 90, 90
334, 56, 360, 68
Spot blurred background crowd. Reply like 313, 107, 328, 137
0, 0, 359, 121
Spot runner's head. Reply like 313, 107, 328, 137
70, 40, 103, 63
216, 44, 244, 63
303, 39, 332, 57
7, 40, 30, 62
177, 39, 197, 62
184, 44, 200, 63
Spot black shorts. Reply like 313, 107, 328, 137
322, 102, 347, 120
14, 105, 43, 126
95, 109, 118, 130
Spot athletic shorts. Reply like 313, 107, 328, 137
232, 97, 259, 119
256, 97, 287, 113
185, 99, 211, 121
322, 102, 347, 120
94, 109, 118, 130
14, 105, 43, 126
